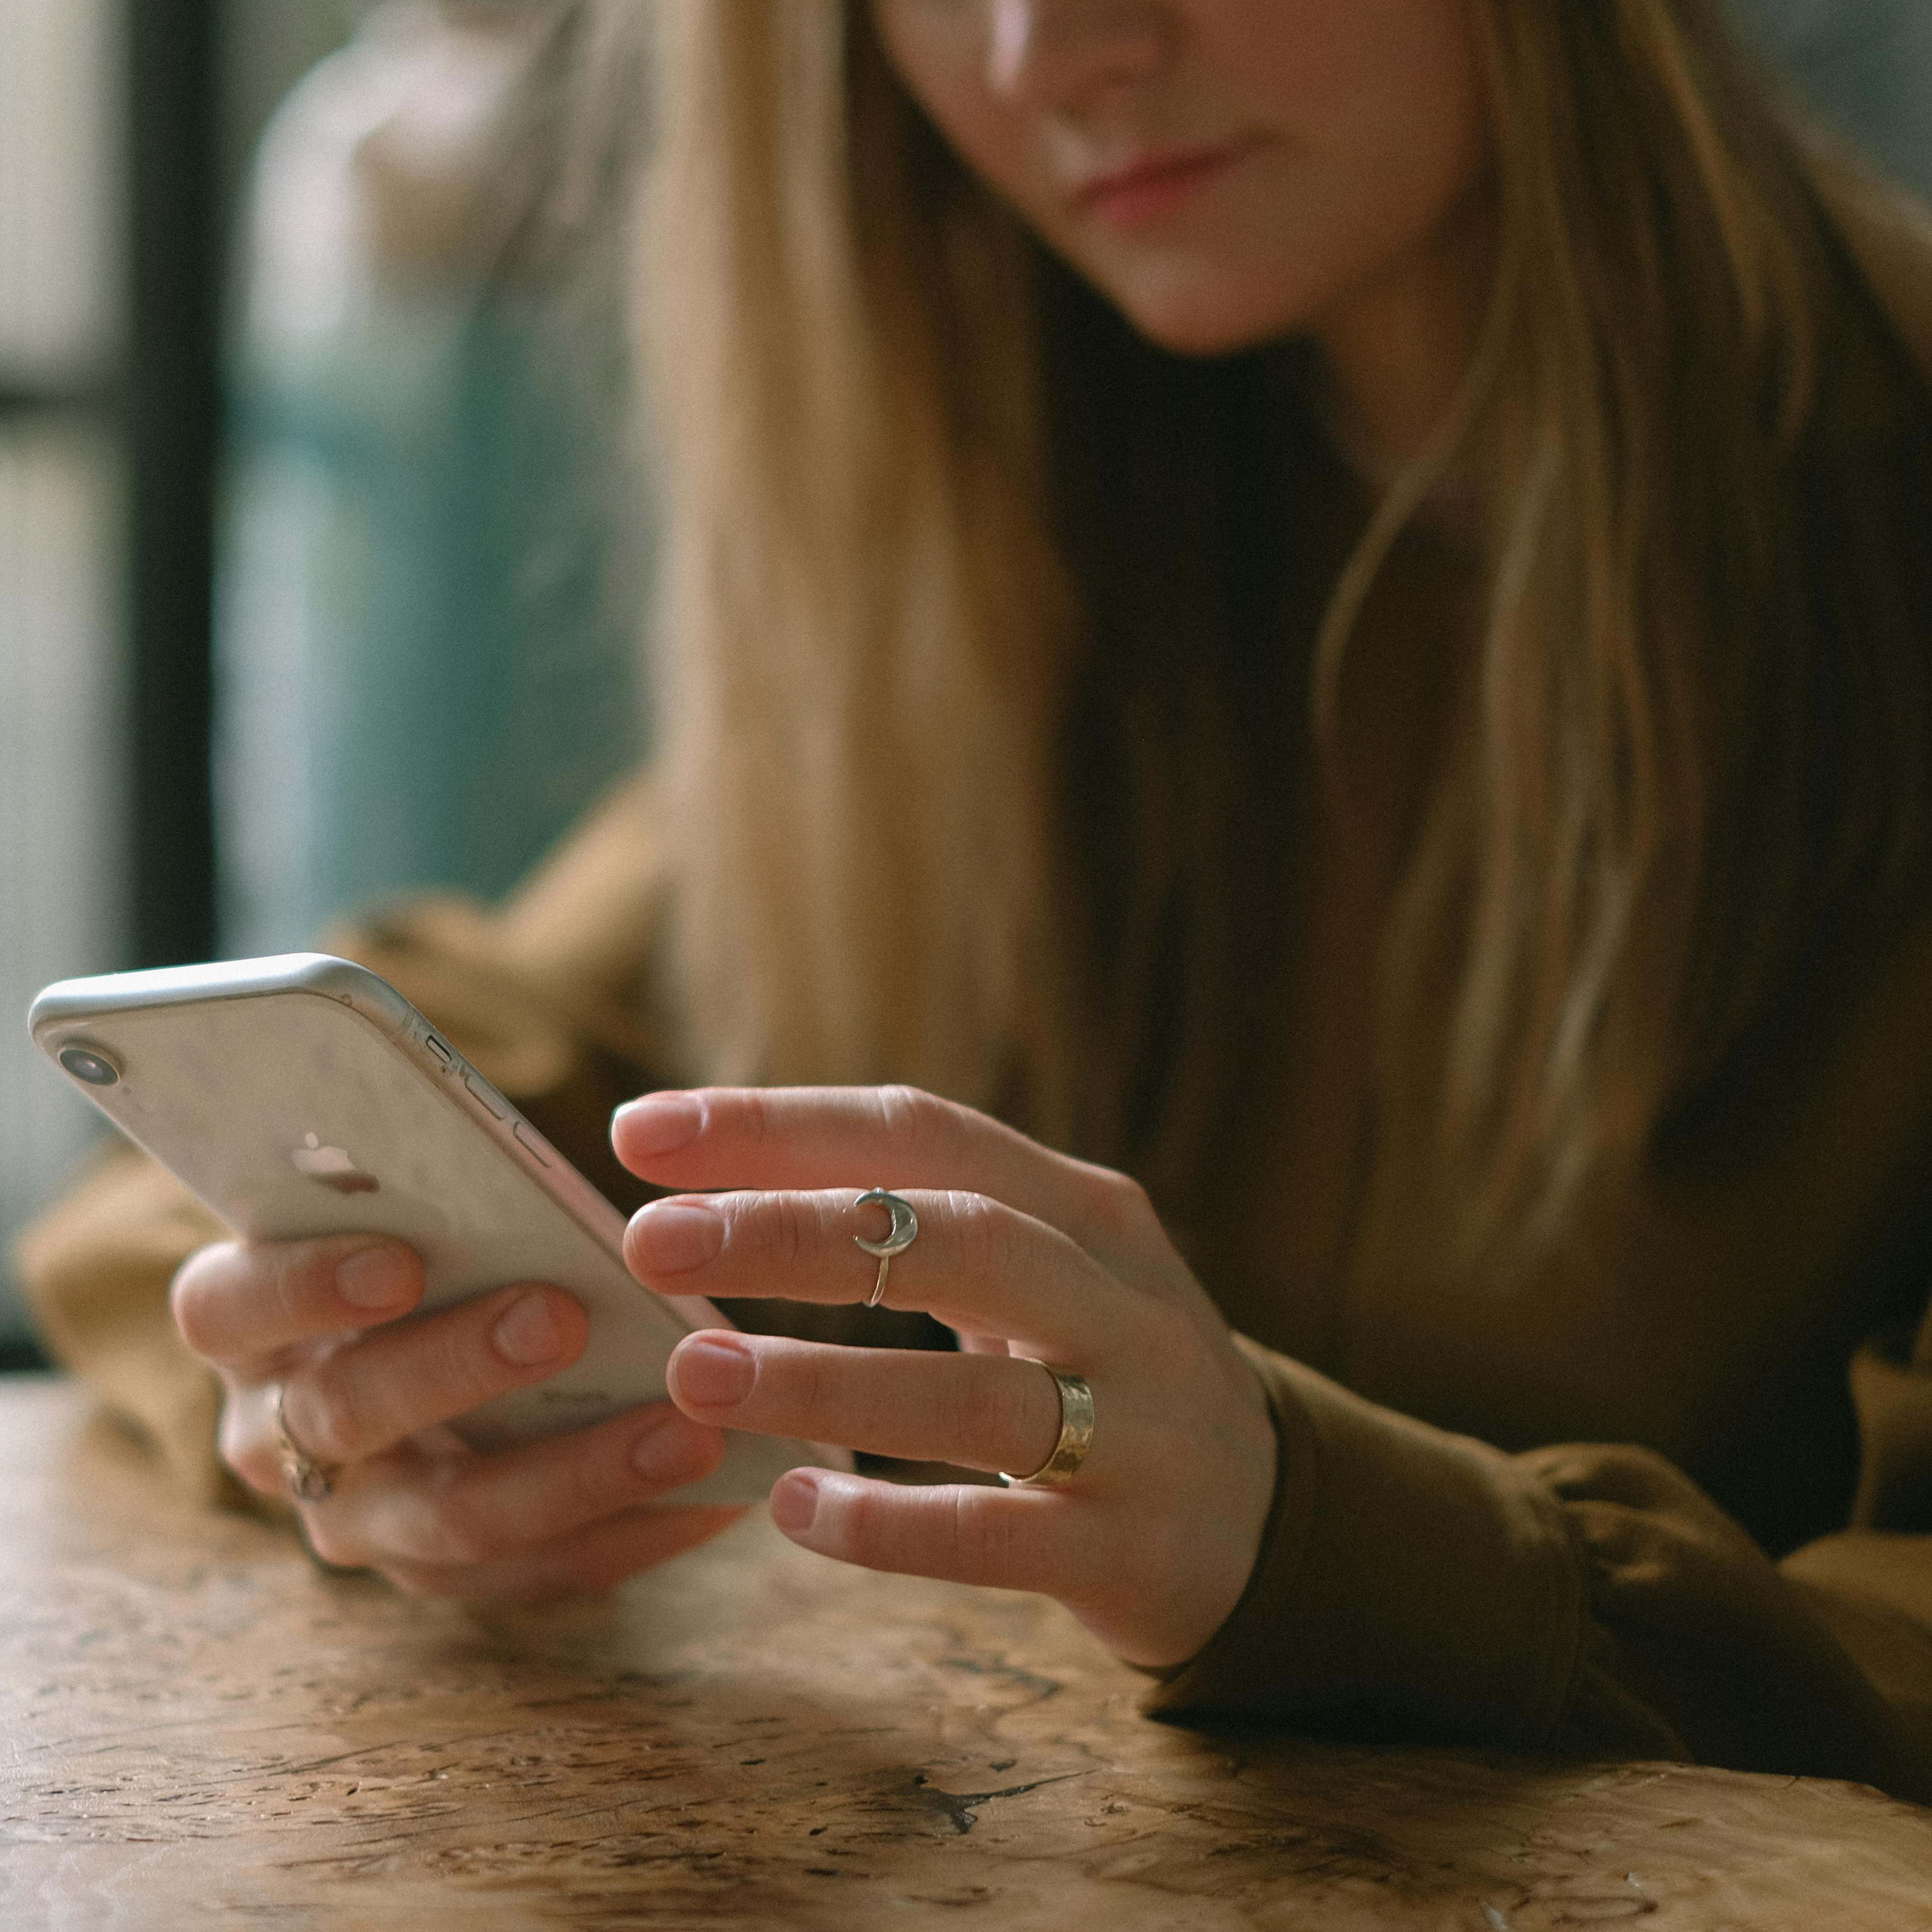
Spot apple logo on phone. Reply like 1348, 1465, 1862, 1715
292, 1132, 380, 1196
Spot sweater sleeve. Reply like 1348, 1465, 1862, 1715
1144, 887, 1932, 1803
1145, 1324, 1932, 1804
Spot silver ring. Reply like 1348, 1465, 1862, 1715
853, 1187, 918, 1308
273, 1383, 338, 1503
999, 1360, 1095, 1487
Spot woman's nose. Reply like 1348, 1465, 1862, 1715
985, 0, 1170, 110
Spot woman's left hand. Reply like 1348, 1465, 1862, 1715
613, 1085, 1277, 1670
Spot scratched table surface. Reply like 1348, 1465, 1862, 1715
5, 1377, 1932, 1930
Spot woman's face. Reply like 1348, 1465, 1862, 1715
868, 0, 1491, 359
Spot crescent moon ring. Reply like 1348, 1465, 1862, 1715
854, 1188, 919, 1308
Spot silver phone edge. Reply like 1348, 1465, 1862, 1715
29, 952, 415, 1044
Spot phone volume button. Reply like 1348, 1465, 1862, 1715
513, 1120, 553, 1167
464, 1071, 509, 1119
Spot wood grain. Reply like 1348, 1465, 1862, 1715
3, 1376, 1929, 1930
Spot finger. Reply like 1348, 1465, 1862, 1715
768, 1469, 1086, 1597
611, 1086, 1158, 1258
625, 1187, 1106, 1356
667, 1335, 1064, 1477
376, 1502, 746, 1604
305, 1402, 729, 1569
281, 1283, 589, 1466
173, 1236, 424, 1365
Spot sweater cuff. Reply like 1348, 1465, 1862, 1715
1144, 1336, 1585, 1744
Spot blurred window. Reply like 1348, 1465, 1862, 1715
0, 3, 632, 1353
0, 0, 125, 1352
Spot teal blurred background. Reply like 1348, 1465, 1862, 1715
216, 3, 649, 954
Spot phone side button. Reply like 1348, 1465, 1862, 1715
464, 1071, 509, 1119
513, 1120, 554, 1167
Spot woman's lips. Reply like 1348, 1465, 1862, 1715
1076, 141, 1255, 226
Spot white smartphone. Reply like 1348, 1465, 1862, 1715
28, 952, 851, 1506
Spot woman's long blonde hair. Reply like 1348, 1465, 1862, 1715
635, 1, 1932, 1280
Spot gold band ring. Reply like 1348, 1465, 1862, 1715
1000, 1360, 1095, 1487
273, 1384, 339, 1504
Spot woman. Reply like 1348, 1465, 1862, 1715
22, 1, 1932, 1799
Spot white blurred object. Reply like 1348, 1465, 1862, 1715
216, 1, 650, 957
0, 0, 118, 382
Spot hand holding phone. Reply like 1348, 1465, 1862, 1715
31, 953, 852, 1598
171, 1226, 747, 1598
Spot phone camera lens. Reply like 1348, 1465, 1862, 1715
58, 1044, 121, 1088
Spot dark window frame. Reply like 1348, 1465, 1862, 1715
125, 0, 222, 968
0, 1, 226, 1370
2, 3, 225, 968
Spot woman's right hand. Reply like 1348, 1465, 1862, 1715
170, 1234, 743, 1599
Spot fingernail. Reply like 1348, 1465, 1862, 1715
674, 1334, 754, 1409
613, 1091, 705, 1157
769, 1469, 821, 1535
493, 1291, 564, 1367
630, 1201, 724, 1275
632, 1408, 705, 1479
337, 1245, 416, 1311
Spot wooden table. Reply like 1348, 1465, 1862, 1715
4, 1376, 1931, 1930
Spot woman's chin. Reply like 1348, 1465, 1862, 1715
1102, 271, 1306, 361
